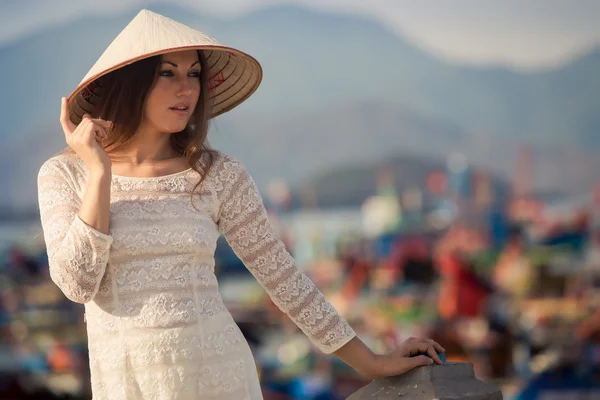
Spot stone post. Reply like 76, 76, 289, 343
347, 362, 503, 399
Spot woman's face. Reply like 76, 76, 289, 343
142, 50, 201, 134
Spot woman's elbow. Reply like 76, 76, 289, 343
48, 260, 100, 304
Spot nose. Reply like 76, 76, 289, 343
176, 80, 193, 97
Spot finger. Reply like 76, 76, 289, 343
408, 355, 433, 370
431, 340, 445, 353
418, 339, 443, 364
77, 118, 92, 134
71, 118, 89, 141
83, 120, 98, 138
94, 125, 108, 140
60, 97, 76, 135
77, 114, 92, 132
412, 340, 443, 365
426, 345, 443, 365
92, 118, 113, 128
408, 339, 431, 355
423, 338, 445, 353
86, 123, 105, 144
77, 119, 94, 141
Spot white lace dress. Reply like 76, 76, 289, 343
37, 152, 356, 400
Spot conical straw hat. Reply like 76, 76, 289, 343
68, 9, 262, 124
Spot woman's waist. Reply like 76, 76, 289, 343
85, 287, 230, 335
86, 313, 249, 371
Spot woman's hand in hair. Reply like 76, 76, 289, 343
60, 97, 112, 175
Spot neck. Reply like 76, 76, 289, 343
110, 124, 181, 165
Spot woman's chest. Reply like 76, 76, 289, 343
107, 194, 220, 259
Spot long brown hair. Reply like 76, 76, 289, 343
60, 50, 217, 207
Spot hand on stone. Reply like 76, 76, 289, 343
373, 336, 445, 378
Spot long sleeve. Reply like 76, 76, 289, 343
37, 158, 113, 304
215, 156, 356, 354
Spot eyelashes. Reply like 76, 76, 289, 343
158, 70, 201, 78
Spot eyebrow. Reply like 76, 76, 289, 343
161, 61, 200, 68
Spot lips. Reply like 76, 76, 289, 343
169, 103, 189, 111
169, 103, 190, 116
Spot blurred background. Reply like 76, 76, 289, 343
1, 1, 600, 399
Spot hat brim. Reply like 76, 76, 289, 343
68, 45, 262, 125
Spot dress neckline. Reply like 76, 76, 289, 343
111, 167, 194, 180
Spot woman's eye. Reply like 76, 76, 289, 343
158, 70, 200, 78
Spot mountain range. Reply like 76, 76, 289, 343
1, 3, 598, 210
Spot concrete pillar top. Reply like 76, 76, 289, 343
347, 362, 503, 400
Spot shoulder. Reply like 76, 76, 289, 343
204, 150, 251, 181
38, 152, 85, 184
209, 150, 246, 170
203, 151, 260, 200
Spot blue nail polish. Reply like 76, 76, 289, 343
412, 351, 446, 364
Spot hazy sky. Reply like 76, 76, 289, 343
2, 0, 600, 70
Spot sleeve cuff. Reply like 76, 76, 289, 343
74, 215, 113, 244
319, 328, 358, 355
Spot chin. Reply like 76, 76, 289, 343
162, 124, 189, 134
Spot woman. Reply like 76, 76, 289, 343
37, 9, 444, 399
